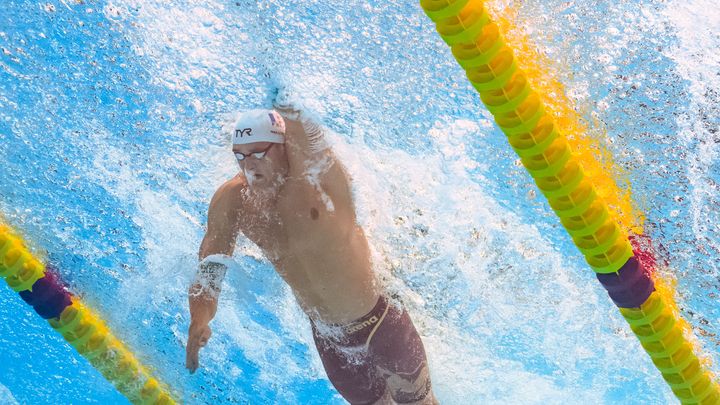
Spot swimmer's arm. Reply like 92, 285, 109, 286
276, 108, 333, 178
276, 108, 357, 216
190, 181, 242, 319
187, 182, 242, 373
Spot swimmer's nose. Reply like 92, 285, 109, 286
244, 156, 269, 172
243, 160, 258, 171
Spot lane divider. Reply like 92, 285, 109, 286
0, 223, 176, 404
418, 0, 719, 403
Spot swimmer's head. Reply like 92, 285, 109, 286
231, 109, 286, 145
230, 109, 289, 189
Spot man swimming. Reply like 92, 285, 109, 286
186, 106, 438, 404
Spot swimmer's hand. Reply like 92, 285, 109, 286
186, 320, 212, 374
187, 283, 218, 374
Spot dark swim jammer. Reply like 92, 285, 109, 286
311, 296, 431, 404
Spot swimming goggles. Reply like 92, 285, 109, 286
234, 143, 275, 162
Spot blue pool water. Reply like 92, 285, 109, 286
1, 0, 718, 403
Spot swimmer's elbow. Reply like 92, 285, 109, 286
198, 236, 214, 261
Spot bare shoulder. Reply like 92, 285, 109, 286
210, 175, 248, 214
200, 175, 248, 258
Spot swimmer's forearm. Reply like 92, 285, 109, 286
188, 283, 218, 325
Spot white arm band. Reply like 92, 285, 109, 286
193, 254, 232, 297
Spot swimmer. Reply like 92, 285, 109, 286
186, 106, 438, 404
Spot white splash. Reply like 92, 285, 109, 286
0, 384, 18, 405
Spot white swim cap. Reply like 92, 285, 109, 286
231, 109, 285, 145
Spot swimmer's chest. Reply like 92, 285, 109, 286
232, 203, 278, 256
278, 178, 353, 248
238, 181, 347, 253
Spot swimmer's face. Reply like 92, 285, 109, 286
233, 142, 288, 187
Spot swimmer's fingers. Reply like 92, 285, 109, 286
186, 323, 212, 374
185, 343, 199, 374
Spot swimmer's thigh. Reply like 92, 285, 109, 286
312, 334, 386, 404
369, 307, 432, 403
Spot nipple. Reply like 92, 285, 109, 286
310, 207, 319, 220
